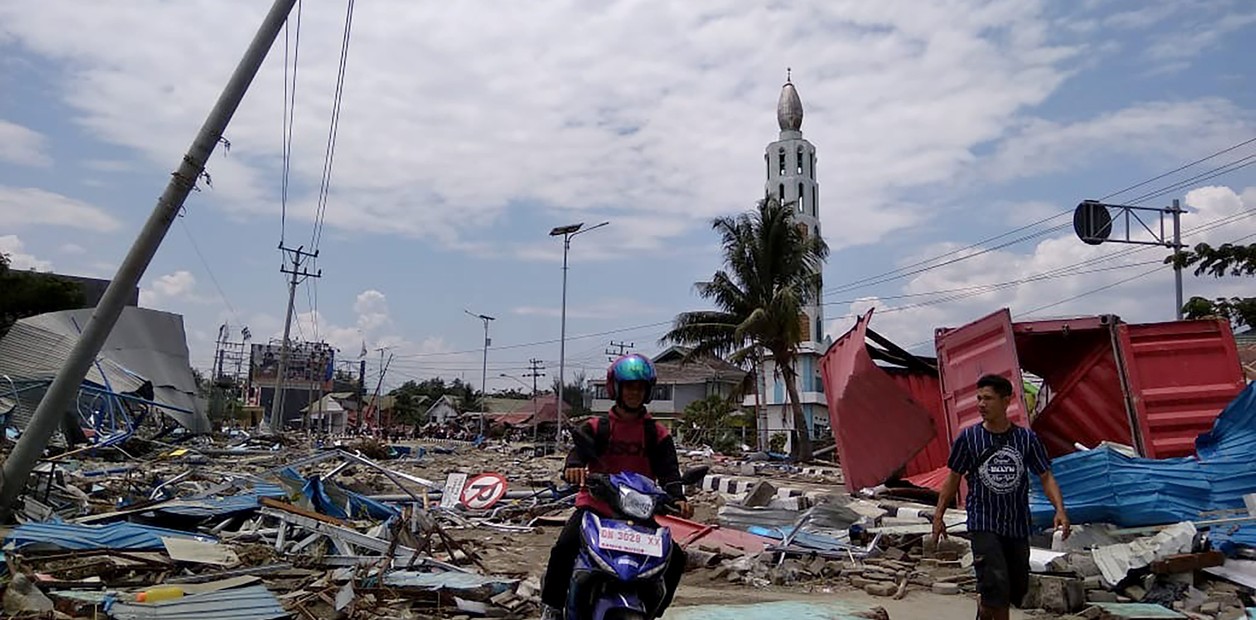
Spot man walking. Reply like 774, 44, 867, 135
931, 374, 1070, 620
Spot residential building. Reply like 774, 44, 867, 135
590, 347, 748, 428
423, 394, 462, 425
741, 76, 832, 451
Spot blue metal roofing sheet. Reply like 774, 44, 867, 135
4, 521, 214, 551
104, 585, 286, 620
1031, 383, 1256, 533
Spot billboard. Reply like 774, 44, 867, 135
249, 341, 334, 389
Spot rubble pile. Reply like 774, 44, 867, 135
1, 425, 1256, 619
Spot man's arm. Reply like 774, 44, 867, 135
1039, 470, 1070, 539
652, 432, 685, 501
931, 471, 962, 545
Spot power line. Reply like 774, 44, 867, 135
279, 0, 302, 244
310, 0, 357, 253
1127, 154, 1256, 206
819, 135, 1256, 297
177, 217, 240, 325
1097, 135, 1256, 202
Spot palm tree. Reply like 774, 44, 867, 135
661, 195, 829, 460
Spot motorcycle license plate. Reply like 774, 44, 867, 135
597, 526, 664, 557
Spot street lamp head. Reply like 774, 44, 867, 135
550, 223, 583, 236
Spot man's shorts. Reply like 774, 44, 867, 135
969, 531, 1031, 608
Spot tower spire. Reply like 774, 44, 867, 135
777, 72, 803, 133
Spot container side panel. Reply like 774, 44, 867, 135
1123, 320, 1247, 458
820, 310, 937, 491
936, 309, 1027, 444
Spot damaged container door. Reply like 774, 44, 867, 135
1013, 315, 1138, 458
819, 309, 937, 492
1119, 319, 1247, 459
935, 308, 1028, 444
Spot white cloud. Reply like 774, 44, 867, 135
826, 184, 1256, 351
58, 243, 86, 255
0, 185, 121, 230
140, 270, 204, 307
0, 235, 53, 271
0, 0, 1103, 256
980, 99, 1252, 184
0, 119, 50, 166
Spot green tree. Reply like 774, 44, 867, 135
680, 394, 749, 453
661, 196, 828, 461
1170, 242, 1256, 328
389, 380, 428, 426
0, 253, 85, 340
552, 370, 591, 417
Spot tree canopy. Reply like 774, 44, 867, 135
1170, 241, 1256, 329
661, 196, 828, 460
0, 253, 85, 340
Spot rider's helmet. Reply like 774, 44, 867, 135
605, 354, 658, 406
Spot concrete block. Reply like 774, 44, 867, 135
931, 582, 960, 595
864, 583, 897, 597
1087, 590, 1119, 603
1025, 574, 1085, 614
742, 480, 777, 508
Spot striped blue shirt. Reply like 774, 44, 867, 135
947, 424, 1050, 539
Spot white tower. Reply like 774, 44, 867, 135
765, 73, 823, 344
747, 72, 831, 452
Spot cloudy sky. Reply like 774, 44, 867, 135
2, 0, 1254, 392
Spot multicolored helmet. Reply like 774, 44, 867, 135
606, 354, 657, 404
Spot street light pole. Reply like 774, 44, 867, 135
465, 309, 495, 438
548, 221, 609, 446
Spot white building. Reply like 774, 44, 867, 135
743, 76, 832, 452
590, 347, 748, 429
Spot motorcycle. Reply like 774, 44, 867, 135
565, 466, 708, 620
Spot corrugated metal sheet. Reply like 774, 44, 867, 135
656, 514, 771, 555
886, 369, 948, 477
1030, 383, 1256, 529
1122, 319, 1247, 458
5, 521, 215, 551
934, 308, 1028, 443
104, 584, 287, 620
819, 310, 937, 491
1013, 317, 1135, 458
0, 307, 208, 434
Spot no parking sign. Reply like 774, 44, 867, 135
459, 472, 509, 510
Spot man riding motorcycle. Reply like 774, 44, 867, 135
539, 354, 691, 619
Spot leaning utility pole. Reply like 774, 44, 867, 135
268, 244, 320, 434
524, 358, 545, 443
0, 0, 299, 517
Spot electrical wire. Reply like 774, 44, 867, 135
279, 0, 302, 244
177, 218, 240, 325
819, 135, 1256, 297
310, 0, 356, 253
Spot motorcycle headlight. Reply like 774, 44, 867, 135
617, 487, 655, 520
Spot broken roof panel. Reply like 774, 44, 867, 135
104, 584, 287, 620
4, 521, 215, 552
819, 309, 937, 491
0, 306, 209, 434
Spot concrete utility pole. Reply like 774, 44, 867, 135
605, 340, 633, 362
269, 244, 321, 434
464, 309, 495, 438
524, 358, 546, 443
0, 0, 299, 516
549, 221, 609, 447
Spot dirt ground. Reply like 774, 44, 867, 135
672, 584, 1046, 619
